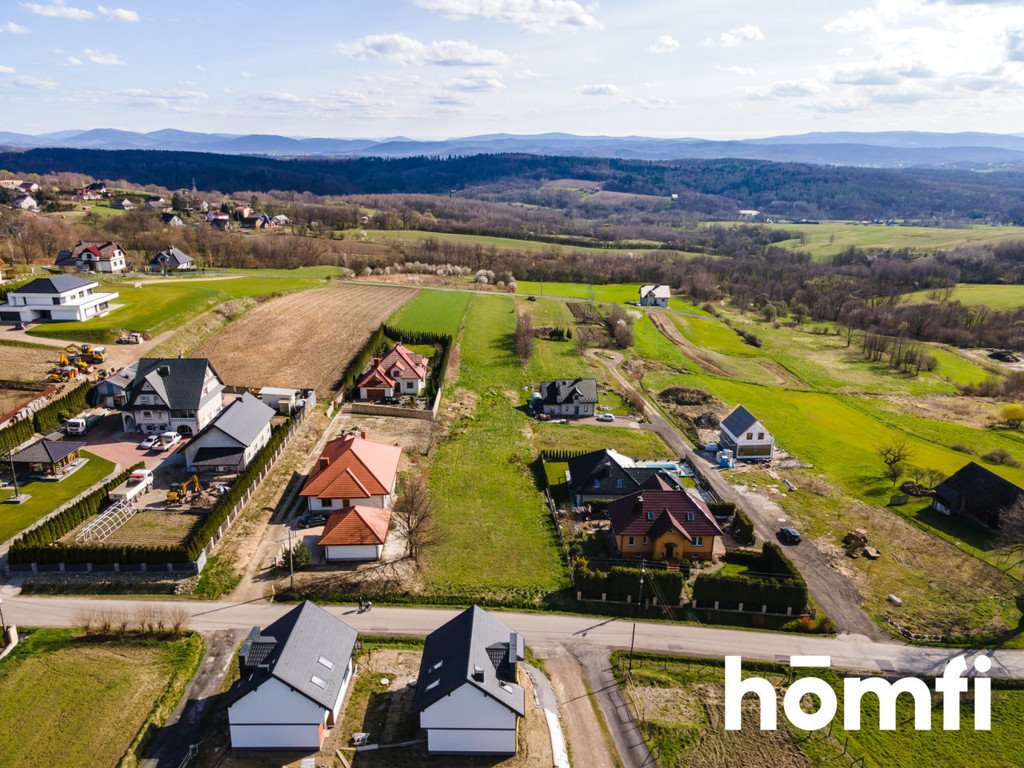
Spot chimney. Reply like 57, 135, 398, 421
472, 665, 485, 682
318, 455, 330, 471
634, 494, 644, 515
360, 430, 367, 440
157, 365, 170, 376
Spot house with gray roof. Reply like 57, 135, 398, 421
639, 284, 670, 307
228, 601, 358, 750
119, 357, 225, 436
537, 377, 598, 418
149, 245, 195, 273
183, 392, 276, 473
719, 405, 774, 461
567, 448, 674, 506
414, 605, 525, 755
0, 274, 119, 324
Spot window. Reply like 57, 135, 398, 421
593, 478, 600, 487
757, 432, 764, 440
686, 512, 694, 521
616, 479, 623, 488
694, 536, 704, 547
431, 660, 443, 671
642, 536, 648, 544
318, 656, 335, 670
627, 536, 635, 547
310, 675, 328, 690
746, 432, 753, 440
425, 679, 440, 691
646, 511, 654, 521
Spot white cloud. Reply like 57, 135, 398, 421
412, 0, 600, 33
338, 33, 508, 67
239, 70, 254, 78
0, 65, 16, 74
625, 95, 676, 109
648, 34, 679, 54
751, 79, 829, 99
21, 2, 93, 20
118, 87, 209, 111
255, 90, 398, 119
445, 70, 505, 91
705, 24, 764, 48
97, 5, 140, 22
432, 93, 474, 107
1, 22, 30, 33
66, 56, 83, 65
720, 65, 757, 77
13, 75, 58, 88
577, 83, 623, 96
81, 48, 124, 65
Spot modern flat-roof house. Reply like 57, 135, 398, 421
414, 605, 525, 755
567, 448, 669, 506
120, 357, 225, 436
55, 240, 128, 273
536, 378, 598, 418
10, 438, 86, 477
149, 246, 196, 273
299, 433, 400, 512
639, 285, 671, 307
355, 343, 429, 400
719, 405, 775, 462
318, 505, 392, 561
608, 473, 723, 562
0, 275, 119, 324
228, 601, 358, 750
183, 393, 275, 473
933, 462, 1024, 528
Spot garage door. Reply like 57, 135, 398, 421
365, 388, 386, 399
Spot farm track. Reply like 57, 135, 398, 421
193, 283, 416, 395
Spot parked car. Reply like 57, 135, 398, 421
596, 413, 615, 422
157, 431, 182, 451
381, 396, 401, 405
297, 513, 328, 529
138, 435, 159, 450
777, 526, 802, 545
14, 321, 29, 330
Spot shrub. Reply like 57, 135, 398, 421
732, 508, 755, 545
982, 448, 1021, 468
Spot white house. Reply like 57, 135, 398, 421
183, 393, 275, 473
317, 505, 391, 561
536, 378, 597, 418
0, 275, 119, 324
639, 285, 670, 308
120, 357, 225, 436
355, 343, 429, 399
149, 246, 195, 273
55, 241, 128, 273
12, 194, 37, 211
299, 433, 400, 513
259, 386, 300, 413
719, 405, 775, 461
415, 605, 525, 755
228, 601, 358, 750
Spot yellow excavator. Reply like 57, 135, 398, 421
167, 475, 200, 505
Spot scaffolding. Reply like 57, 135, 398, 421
75, 498, 138, 544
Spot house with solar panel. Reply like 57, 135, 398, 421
183, 393, 276, 473
227, 601, 358, 750
718, 405, 775, 462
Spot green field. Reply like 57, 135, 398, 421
770, 222, 1024, 261
0, 450, 115, 544
387, 289, 471, 337
515, 281, 709, 315
26, 275, 320, 343
0, 629, 202, 768
340, 227, 663, 255
904, 283, 1024, 311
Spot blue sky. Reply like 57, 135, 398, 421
1, 0, 1023, 138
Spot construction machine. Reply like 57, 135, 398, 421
167, 475, 200, 505
80, 345, 107, 364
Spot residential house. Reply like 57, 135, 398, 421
111, 197, 135, 211
0, 179, 24, 190
207, 210, 231, 230
299, 432, 400, 513
18, 182, 40, 195
12, 194, 37, 210
608, 473, 723, 561
92, 361, 138, 407
227, 601, 358, 750
271, 214, 290, 227
11, 438, 86, 477
183, 393, 275, 473
639, 285, 670, 307
119, 357, 225, 436
933, 462, 1024, 528
0, 275, 118, 323
536, 378, 598, 418
566, 448, 668, 506
234, 205, 254, 220
160, 212, 185, 227
149, 246, 196, 273
318, 505, 391, 561
78, 182, 107, 198
415, 605, 525, 755
241, 213, 271, 229
55, 240, 128, 273
719, 405, 775, 462
355, 343, 429, 399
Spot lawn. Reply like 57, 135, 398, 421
26, 275, 320, 343
386, 288, 470, 337
515, 281, 710, 315
533, 422, 670, 459
422, 293, 568, 600
340, 227, 651, 254
674, 314, 763, 357
904, 283, 1024, 311
0, 628, 203, 768
0, 450, 116, 544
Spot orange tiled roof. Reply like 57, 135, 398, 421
318, 505, 391, 546
299, 435, 401, 500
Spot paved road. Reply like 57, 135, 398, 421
4, 595, 1022, 677
586, 349, 884, 640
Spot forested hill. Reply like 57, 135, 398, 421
5, 147, 1024, 222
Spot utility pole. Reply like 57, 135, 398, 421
7, 449, 20, 502
628, 564, 645, 675
287, 528, 294, 592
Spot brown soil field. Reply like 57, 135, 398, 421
194, 284, 415, 394
0, 342, 55, 415
60, 509, 203, 548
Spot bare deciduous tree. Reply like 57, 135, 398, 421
514, 310, 534, 362
393, 474, 438, 561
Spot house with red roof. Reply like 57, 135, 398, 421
355, 343, 429, 400
55, 240, 127, 274
299, 432, 401, 513
318, 505, 392, 561
607, 473, 724, 562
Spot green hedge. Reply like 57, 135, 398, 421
0, 418, 34, 456
338, 323, 455, 403
693, 542, 806, 612
575, 561, 686, 603
32, 382, 90, 434
732, 507, 755, 545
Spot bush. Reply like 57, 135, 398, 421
574, 560, 687, 603
982, 448, 1021, 468
732, 508, 755, 545
693, 542, 806, 612
32, 381, 91, 434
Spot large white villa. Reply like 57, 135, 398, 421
0, 275, 119, 324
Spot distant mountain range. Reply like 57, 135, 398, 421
4, 129, 1024, 168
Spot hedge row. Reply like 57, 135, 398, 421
337, 325, 389, 392
693, 542, 807, 611
575, 561, 686, 603
540, 449, 591, 462
32, 381, 90, 434
732, 507, 756, 545
0, 418, 33, 456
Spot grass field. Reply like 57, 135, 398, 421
0, 629, 202, 768
26, 275, 322, 344
422, 293, 568, 600
386, 288, 471, 337
340, 227, 659, 255
903, 283, 1024, 311
515, 281, 709, 315
770, 222, 1024, 262
0, 450, 116, 544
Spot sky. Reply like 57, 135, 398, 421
1, 0, 1024, 139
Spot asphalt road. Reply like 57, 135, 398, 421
4, 594, 1023, 678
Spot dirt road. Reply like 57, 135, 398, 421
544, 652, 619, 768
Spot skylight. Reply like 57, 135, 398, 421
318, 656, 335, 670
426, 679, 440, 691
311, 675, 328, 689
431, 660, 443, 671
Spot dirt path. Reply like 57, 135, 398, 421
545, 652, 619, 768
649, 313, 731, 376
